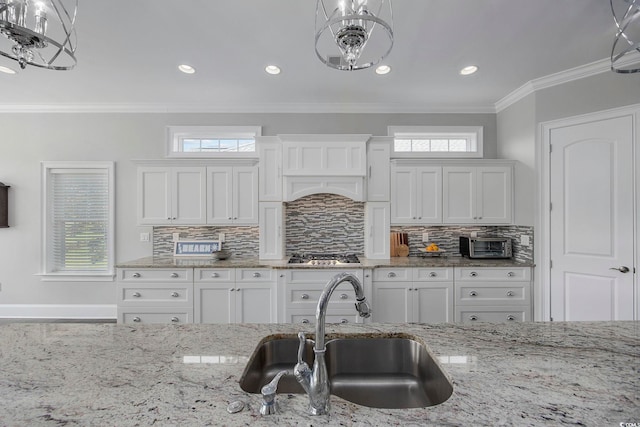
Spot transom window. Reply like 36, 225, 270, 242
167, 126, 261, 157
389, 126, 483, 158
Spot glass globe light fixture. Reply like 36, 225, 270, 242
610, 0, 640, 73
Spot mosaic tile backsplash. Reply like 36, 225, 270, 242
154, 226, 259, 258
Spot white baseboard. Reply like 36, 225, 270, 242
0, 304, 117, 319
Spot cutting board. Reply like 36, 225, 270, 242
390, 232, 409, 257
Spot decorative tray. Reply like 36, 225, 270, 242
418, 248, 447, 257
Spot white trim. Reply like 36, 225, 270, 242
0, 304, 117, 319
537, 103, 640, 322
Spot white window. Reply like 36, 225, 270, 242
167, 126, 261, 157
41, 162, 115, 281
388, 126, 483, 158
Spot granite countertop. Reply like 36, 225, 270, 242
116, 255, 534, 269
0, 322, 637, 426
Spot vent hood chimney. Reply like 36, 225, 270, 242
279, 134, 371, 202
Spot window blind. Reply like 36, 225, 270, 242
49, 169, 109, 272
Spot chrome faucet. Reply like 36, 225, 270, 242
293, 272, 371, 415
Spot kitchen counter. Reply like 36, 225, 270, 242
0, 322, 637, 426
116, 255, 534, 269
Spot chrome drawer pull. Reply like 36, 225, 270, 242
387, 272, 396, 278
506, 315, 516, 321
171, 292, 179, 298
132, 292, 141, 298
229, 288, 235, 292
301, 319, 310, 324
506, 291, 515, 297
340, 319, 348, 324
469, 290, 478, 297
211, 272, 219, 278
171, 317, 179, 323
507, 272, 515, 277
469, 315, 478, 321
170, 273, 179, 278
429, 272, 437, 277
253, 272, 261, 278
132, 273, 141, 278
133, 317, 141, 322
469, 272, 478, 277
340, 293, 348, 300
301, 294, 309, 300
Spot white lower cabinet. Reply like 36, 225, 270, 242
280, 269, 367, 325
372, 267, 454, 323
194, 268, 276, 324
454, 267, 532, 322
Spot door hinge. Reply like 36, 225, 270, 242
550, 260, 553, 268
550, 202, 552, 211
549, 144, 552, 153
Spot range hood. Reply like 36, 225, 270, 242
279, 134, 371, 202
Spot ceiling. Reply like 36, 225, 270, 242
0, 0, 625, 112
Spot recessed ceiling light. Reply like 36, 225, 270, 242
375, 65, 392, 75
0, 65, 16, 75
460, 65, 478, 76
265, 65, 281, 75
178, 64, 195, 74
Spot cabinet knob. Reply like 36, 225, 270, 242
365, 274, 370, 278
302, 319, 310, 324
469, 290, 478, 297
506, 315, 516, 321
172, 217, 176, 220
133, 317, 141, 323
340, 293, 348, 300
301, 293, 309, 300
387, 272, 396, 278
340, 318, 349, 324
506, 291, 515, 297
507, 272, 515, 277
211, 272, 219, 278
469, 271, 478, 277
230, 288, 235, 292
253, 272, 261, 278
170, 273, 179, 278
132, 273, 141, 278
132, 292, 141, 298
429, 272, 437, 277
171, 317, 179, 323
228, 217, 232, 220
167, 217, 171, 220
233, 217, 237, 220
236, 288, 241, 292
469, 315, 478, 321
171, 292, 179, 298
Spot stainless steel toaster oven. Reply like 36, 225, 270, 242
459, 236, 512, 259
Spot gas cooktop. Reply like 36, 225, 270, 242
287, 253, 361, 266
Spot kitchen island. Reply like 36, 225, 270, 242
0, 321, 637, 426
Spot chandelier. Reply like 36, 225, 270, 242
315, 0, 393, 71
0, 0, 77, 70
610, 0, 640, 73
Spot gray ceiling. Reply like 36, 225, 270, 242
0, 0, 623, 112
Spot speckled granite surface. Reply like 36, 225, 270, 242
0, 322, 637, 426
116, 255, 534, 269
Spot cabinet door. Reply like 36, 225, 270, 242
367, 140, 391, 201
233, 166, 259, 224
195, 284, 234, 323
390, 166, 416, 224
207, 167, 233, 224
372, 283, 411, 322
137, 167, 171, 225
236, 283, 276, 323
442, 167, 475, 223
258, 140, 282, 201
476, 166, 512, 224
259, 202, 284, 259
413, 283, 454, 323
416, 167, 442, 223
365, 202, 390, 259
172, 167, 207, 225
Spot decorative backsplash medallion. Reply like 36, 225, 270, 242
153, 226, 259, 258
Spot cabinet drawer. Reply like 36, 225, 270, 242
455, 306, 530, 323
373, 268, 411, 281
286, 285, 356, 307
455, 267, 530, 282
194, 268, 234, 282
119, 308, 193, 324
236, 268, 275, 282
119, 284, 192, 306
455, 283, 530, 306
288, 311, 361, 325
286, 269, 363, 283
119, 268, 192, 282
413, 267, 453, 282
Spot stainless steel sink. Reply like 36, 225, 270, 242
239, 334, 453, 409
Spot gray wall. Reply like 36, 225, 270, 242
0, 112, 496, 309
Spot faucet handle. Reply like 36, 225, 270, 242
297, 332, 307, 365
260, 370, 288, 415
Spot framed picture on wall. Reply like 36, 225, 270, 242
174, 240, 220, 257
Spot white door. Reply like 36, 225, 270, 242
414, 284, 454, 323
195, 285, 234, 324
235, 284, 275, 323
207, 167, 233, 224
550, 115, 634, 321
364, 202, 390, 259
416, 167, 442, 223
367, 141, 391, 201
233, 166, 259, 224
372, 284, 411, 322
137, 167, 171, 225
173, 167, 207, 225
390, 166, 416, 223
476, 166, 512, 224
442, 167, 475, 223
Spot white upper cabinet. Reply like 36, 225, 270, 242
365, 202, 390, 259
391, 166, 442, 224
259, 202, 284, 260
443, 166, 512, 224
207, 166, 258, 225
137, 166, 206, 225
366, 139, 391, 201
280, 134, 369, 176
257, 138, 282, 201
